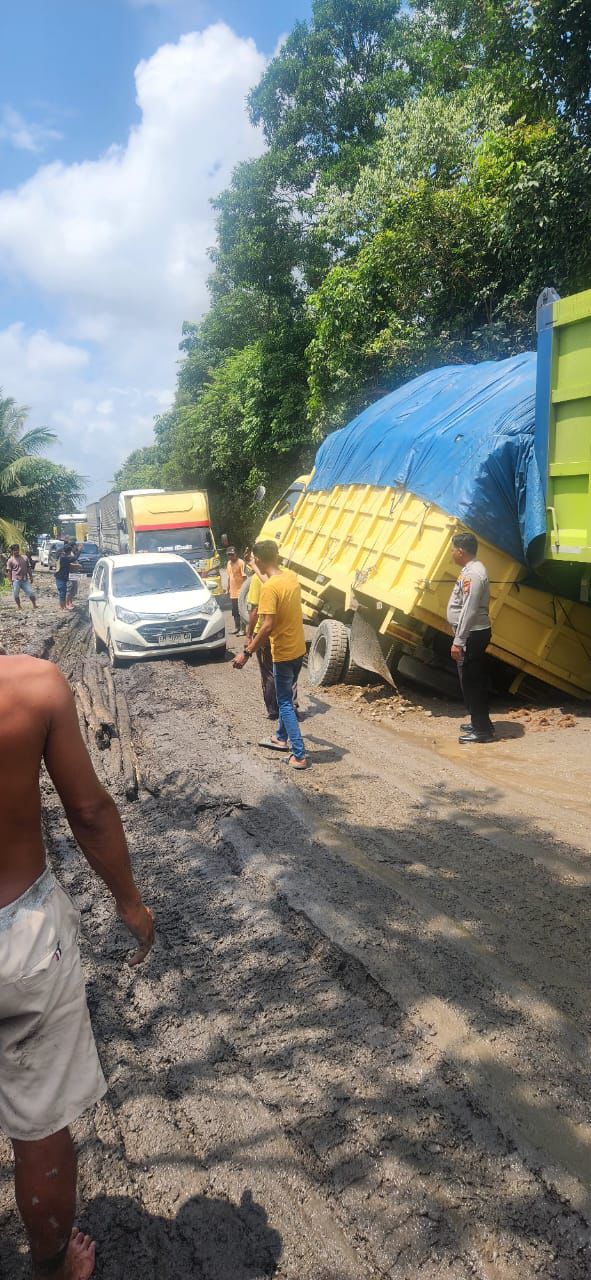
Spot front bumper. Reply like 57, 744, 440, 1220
110, 618, 225, 658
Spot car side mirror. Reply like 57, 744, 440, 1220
88, 590, 105, 602
254, 484, 267, 503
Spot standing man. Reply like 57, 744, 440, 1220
53, 540, 78, 612
234, 540, 307, 769
0, 653, 154, 1279
226, 547, 246, 635
447, 532, 495, 744
246, 570, 278, 720
6, 543, 37, 611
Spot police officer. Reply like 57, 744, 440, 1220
447, 532, 495, 743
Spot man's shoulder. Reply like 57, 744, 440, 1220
0, 656, 64, 689
470, 559, 488, 579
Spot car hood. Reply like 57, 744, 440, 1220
113, 587, 215, 617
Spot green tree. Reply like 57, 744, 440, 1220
0, 392, 83, 547
249, 0, 410, 189
113, 445, 163, 491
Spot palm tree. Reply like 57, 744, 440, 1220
0, 391, 60, 547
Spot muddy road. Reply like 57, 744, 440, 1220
2, 576, 591, 1278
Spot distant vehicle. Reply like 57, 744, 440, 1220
75, 542, 101, 575
54, 512, 88, 542
39, 538, 64, 568
257, 475, 310, 545
124, 489, 222, 594
88, 553, 226, 668
90, 489, 164, 556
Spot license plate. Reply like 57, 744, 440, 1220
158, 631, 192, 646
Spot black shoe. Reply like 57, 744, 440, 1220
461, 722, 495, 736
459, 730, 495, 744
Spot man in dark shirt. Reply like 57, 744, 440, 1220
54, 541, 79, 612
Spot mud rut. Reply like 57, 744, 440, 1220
1, 602, 591, 1278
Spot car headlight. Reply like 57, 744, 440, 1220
115, 606, 140, 624
198, 598, 218, 616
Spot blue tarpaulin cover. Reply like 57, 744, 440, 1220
309, 353, 546, 564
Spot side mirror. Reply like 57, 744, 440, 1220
221, 533, 229, 547
88, 590, 105, 602
254, 484, 267, 503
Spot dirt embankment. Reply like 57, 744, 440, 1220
1, 576, 591, 1278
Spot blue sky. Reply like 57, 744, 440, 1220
0, 0, 311, 497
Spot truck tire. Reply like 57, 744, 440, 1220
343, 651, 373, 685
307, 619, 349, 687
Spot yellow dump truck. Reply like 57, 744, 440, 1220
267, 286, 591, 699
124, 490, 223, 595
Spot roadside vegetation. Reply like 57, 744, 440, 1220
0, 391, 84, 548
116, 0, 591, 540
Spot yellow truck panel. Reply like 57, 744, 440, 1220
281, 484, 591, 698
536, 286, 591, 564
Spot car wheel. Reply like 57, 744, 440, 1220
94, 630, 106, 655
107, 632, 123, 669
307, 619, 349, 687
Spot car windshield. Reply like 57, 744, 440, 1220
81, 543, 99, 553
135, 526, 214, 553
112, 562, 201, 597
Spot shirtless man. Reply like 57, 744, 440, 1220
0, 652, 154, 1279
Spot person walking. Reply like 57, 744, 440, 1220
226, 547, 246, 635
6, 543, 37, 610
447, 532, 495, 744
234, 539, 307, 769
53, 540, 79, 612
0, 651, 154, 1279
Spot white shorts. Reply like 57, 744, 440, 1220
0, 868, 107, 1141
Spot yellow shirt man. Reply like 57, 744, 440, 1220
258, 569, 305, 663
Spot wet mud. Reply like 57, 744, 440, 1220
1, 575, 591, 1277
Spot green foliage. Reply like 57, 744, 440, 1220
116, 0, 591, 537
113, 446, 163, 491
0, 392, 84, 547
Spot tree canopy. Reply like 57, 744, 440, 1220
0, 392, 84, 550
117, 0, 591, 542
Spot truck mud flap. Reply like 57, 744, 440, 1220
349, 611, 396, 688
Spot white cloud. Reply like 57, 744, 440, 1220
0, 25, 266, 498
0, 106, 62, 153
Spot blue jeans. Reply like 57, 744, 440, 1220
273, 657, 305, 761
13, 580, 35, 602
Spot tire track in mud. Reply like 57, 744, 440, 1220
2, 606, 591, 1278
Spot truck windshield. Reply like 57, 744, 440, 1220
270, 485, 303, 521
112, 562, 201, 596
135, 526, 214, 553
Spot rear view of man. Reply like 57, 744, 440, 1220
0, 653, 154, 1278
447, 532, 495, 743
234, 540, 307, 768
53, 540, 79, 612
6, 543, 37, 611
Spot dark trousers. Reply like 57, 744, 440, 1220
456, 628, 492, 734
257, 639, 299, 718
231, 598, 241, 632
257, 640, 278, 717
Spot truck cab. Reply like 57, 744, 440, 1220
125, 490, 222, 595
257, 475, 310, 548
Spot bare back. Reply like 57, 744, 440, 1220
0, 655, 105, 908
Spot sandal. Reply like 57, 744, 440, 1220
258, 737, 290, 752
287, 754, 307, 769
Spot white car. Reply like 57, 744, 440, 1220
88, 553, 226, 667
39, 537, 64, 567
